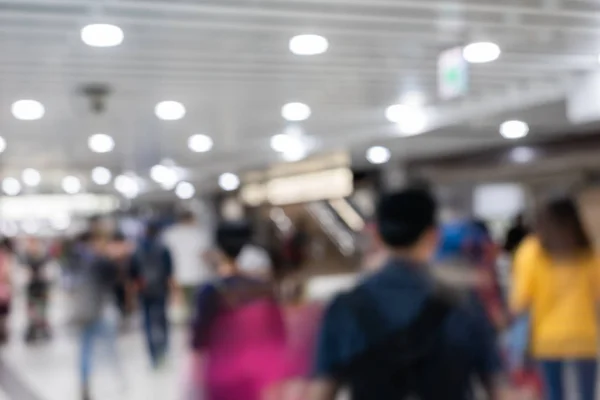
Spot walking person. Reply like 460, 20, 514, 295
0, 239, 15, 344
131, 222, 173, 368
511, 196, 599, 400
309, 187, 505, 400
190, 221, 288, 400
71, 232, 123, 400
163, 211, 212, 317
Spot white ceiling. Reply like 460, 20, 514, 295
0, 0, 598, 192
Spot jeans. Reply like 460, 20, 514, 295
80, 317, 120, 387
539, 359, 597, 400
141, 296, 169, 366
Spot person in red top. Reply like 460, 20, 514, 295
0, 238, 14, 344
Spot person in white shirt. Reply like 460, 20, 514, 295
162, 211, 211, 313
237, 244, 272, 281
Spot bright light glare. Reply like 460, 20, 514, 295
366, 146, 391, 164
401, 91, 427, 106
2, 178, 21, 196
282, 146, 307, 162
21, 220, 39, 235
175, 181, 195, 199
115, 174, 139, 198
88, 133, 115, 153
150, 164, 179, 187
62, 176, 82, 194
22, 168, 41, 187
289, 34, 329, 55
462, 42, 501, 64
510, 146, 535, 164
385, 104, 428, 135
81, 24, 124, 47
281, 102, 311, 122
500, 120, 529, 140
219, 173, 240, 191
188, 134, 213, 153
270, 134, 294, 152
50, 214, 71, 231
91, 167, 112, 185
0, 137, 5, 153
155, 101, 186, 121
12, 100, 45, 121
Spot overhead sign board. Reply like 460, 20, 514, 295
438, 47, 469, 100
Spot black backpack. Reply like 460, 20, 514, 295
136, 245, 168, 298
333, 287, 468, 400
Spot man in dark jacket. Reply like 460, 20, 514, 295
310, 188, 506, 400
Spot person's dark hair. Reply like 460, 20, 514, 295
111, 231, 126, 242
376, 187, 437, 248
536, 196, 592, 258
216, 221, 252, 259
146, 221, 162, 239
178, 210, 195, 223
0, 238, 14, 254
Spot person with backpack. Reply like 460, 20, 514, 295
131, 221, 173, 368
309, 187, 506, 400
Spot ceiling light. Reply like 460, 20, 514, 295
500, 120, 529, 140
91, 167, 112, 185
12, 100, 45, 121
462, 42, 501, 64
282, 146, 307, 162
385, 104, 428, 135
0, 137, 5, 153
62, 176, 82, 194
188, 134, 213, 153
150, 164, 179, 188
81, 24, 124, 47
88, 133, 115, 153
510, 146, 536, 164
270, 134, 293, 153
289, 34, 329, 55
115, 174, 140, 198
366, 146, 391, 164
175, 181, 195, 200
219, 173, 240, 191
2, 178, 21, 196
155, 101, 186, 121
281, 102, 311, 122
22, 168, 41, 187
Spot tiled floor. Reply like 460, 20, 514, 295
0, 285, 190, 400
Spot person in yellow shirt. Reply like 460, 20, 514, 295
511, 196, 599, 400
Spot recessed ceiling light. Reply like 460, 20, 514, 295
281, 102, 311, 122
500, 120, 529, 140
366, 146, 391, 164
150, 164, 179, 188
2, 178, 21, 196
81, 24, 124, 47
12, 100, 45, 121
510, 146, 536, 163
88, 133, 115, 153
155, 101, 186, 121
462, 42, 501, 64
115, 174, 140, 198
385, 104, 428, 135
22, 168, 41, 187
282, 146, 307, 162
91, 167, 112, 185
270, 134, 293, 153
175, 181, 195, 200
289, 34, 329, 55
219, 173, 240, 191
188, 134, 213, 153
62, 176, 82, 194
0, 136, 6, 153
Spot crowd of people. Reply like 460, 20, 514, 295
0, 186, 598, 400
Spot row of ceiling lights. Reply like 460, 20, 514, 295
1, 167, 241, 199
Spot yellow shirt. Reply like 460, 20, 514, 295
510, 237, 600, 358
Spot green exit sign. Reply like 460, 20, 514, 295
438, 47, 469, 100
